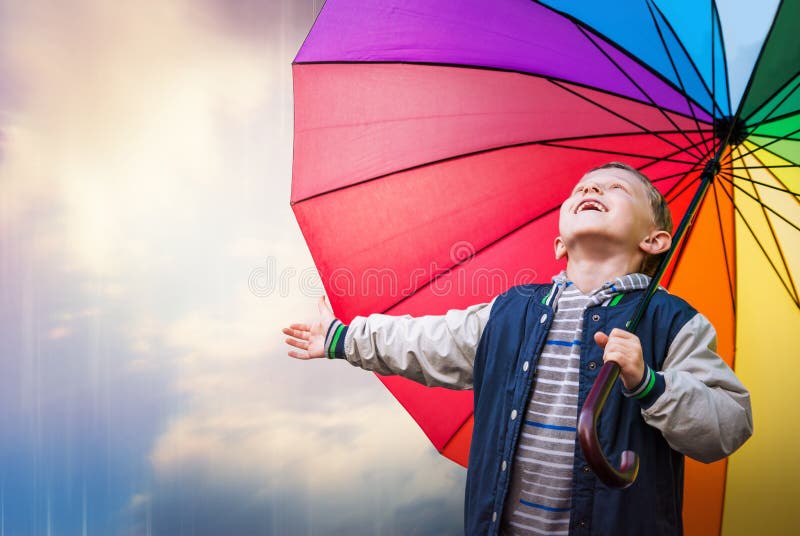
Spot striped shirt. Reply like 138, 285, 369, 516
500, 273, 650, 535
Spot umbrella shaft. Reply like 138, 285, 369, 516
628, 164, 716, 333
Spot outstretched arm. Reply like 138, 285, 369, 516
344, 301, 492, 389
283, 296, 493, 389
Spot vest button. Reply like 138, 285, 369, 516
592, 314, 600, 321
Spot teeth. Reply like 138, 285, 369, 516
577, 200, 606, 212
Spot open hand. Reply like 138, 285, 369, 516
282, 296, 336, 359
594, 328, 646, 390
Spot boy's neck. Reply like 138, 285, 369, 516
564, 252, 644, 294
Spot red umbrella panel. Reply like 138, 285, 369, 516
292, 20, 707, 466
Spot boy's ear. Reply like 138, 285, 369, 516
640, 230, 672, 255
554, 236, 567, 260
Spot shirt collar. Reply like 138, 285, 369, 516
551, 270, 652, 307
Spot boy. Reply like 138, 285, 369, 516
283, 162, 752, 535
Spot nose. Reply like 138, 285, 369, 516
579, 182, 602, 195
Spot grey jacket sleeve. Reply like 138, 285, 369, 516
342, 300, 494, 389
641, 313, 753, 463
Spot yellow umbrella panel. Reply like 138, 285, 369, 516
667, 145, 800, 535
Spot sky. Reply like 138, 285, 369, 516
0, 0, 783, 535
0, 1, 467, 534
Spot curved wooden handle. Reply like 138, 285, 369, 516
577, 361, 639, 488
575, 166, 719, 488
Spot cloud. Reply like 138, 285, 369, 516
1, 0, 466, 533
142, 391, 465, 535
139, 285, 467, 534
0, 0, 283, 276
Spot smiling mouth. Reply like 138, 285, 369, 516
575, 199, 608, 213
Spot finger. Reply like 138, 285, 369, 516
288, 349, 310, 360
285, 338, 309, 350
593, 331, 609, 348
282, 328, 310, 340
609, 327, 634, 340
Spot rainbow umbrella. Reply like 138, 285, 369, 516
290, 0, 800, 533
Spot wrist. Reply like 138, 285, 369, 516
623, 363, 647, 391
324, 319, 348, 359
622, 365, 665, 408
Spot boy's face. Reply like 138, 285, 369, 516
556, 168, 658, 258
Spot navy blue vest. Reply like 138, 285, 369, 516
465, 284, 697, 536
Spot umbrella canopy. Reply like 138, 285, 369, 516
290, 1, 800, 534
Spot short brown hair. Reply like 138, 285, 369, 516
588, 162, 673, 277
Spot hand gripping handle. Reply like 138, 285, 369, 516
577, 361, 639, 488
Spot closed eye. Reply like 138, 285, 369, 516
609, 183, 629, 192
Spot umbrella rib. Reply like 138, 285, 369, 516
730, 125, 800, 165
624, 0, 716, 155
741, 73, 800, 133
653, 169, 695, 183
295, 59, 715, 128
539, 140, 700, 167
719, 174, 800, 230
751, 108, 800, 128
547, 77, 705, 162
665, 170, 704, 205
376, 205, 562, 314
530, 0, 714, 118
731, 163, 797, 171
716, 173, 800, 309
756, 128, 800, 145
549, 75, 704, 158
732, 0, 785, 121
722, 172, 800, 198
638, 134, 716, 172
292, 130, 708, 205
645, 0, 725, 141
733, 164, 800, 304
652, 167, 701, 188
748, 132, 800, 141
709, 178, 737, 313
715, 0, 734, 120
543, 130, 715, 170
711, 0, 718, 158
573, 24, 708, 160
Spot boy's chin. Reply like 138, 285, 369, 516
564, 231, 635, 252
564, 226, 618, 241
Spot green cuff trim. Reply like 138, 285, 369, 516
328, 324, 345, 359
634, 367, 657, 399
